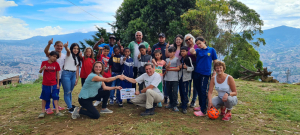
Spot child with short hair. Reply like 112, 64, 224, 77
93, 45, 113, 112
109, 46, 122, 105
38, 51, 64, 118
119, 47, 134, 107
152, 50, 166, 107
164, 46, 180, 112
137, 44, 152, 92
178, 46, 194, 114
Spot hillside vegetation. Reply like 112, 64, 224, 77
0, 79, 299, 135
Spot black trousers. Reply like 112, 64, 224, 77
78, 89, 110, 119
81, 78, 86, 87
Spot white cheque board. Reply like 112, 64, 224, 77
120, 88, 136, 99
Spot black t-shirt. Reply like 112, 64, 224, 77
109, 54, 122, 73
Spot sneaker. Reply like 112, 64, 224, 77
222, 112, 232, 121
72, 107, 80, 119
109, 99, 114, 105
194, 106, 201, 111
140, 109, 153, 116
68, 107, 74, 113
221, 107, 226, 116
173, 107, 179, 112
100, 108, 113, 113
157, 102, 162, 108
38, 113, 45, 118
55, 112, 64, 117
45, 108, 54, 115
182, 109, 187, 114
165, 104, 172, 109
194, 111, 206, 116
190, 101, 196, 108
94, 101, 101, 106
164, 97, 168, 104
53, 106, 65, 111
118, 103, 123, 107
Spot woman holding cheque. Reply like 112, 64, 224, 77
71, 61, 124, 119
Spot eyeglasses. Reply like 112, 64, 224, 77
185, 38, 191, 42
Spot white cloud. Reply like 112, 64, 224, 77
0, 0, 18, 15
239, 0, 300, 30
0, 16, 65, 40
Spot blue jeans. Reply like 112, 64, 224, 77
193, 72, 211, 114
166, 81, 179, 107
110, 72, 121, 101
179, 78, 189, 109
45, 79, 61, 109
61, 70, 76, 109
163, 81, 168, 97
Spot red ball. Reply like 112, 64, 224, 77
207, 107, 220, 120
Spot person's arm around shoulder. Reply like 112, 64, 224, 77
101, 82, 122, 91
44, 38, 53, 57
207, 76, 216, 109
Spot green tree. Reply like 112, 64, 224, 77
181, 0, 229, 45
113, 0, 195, 46
224, 34, 261, 79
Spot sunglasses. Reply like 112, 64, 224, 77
185, 38, 192, 42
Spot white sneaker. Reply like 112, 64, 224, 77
94, 101, 101, 106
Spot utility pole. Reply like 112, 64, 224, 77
285, 69, 291, 83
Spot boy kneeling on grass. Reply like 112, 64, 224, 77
38, 51, 64, 118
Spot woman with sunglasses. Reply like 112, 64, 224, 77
184, 34, 198, 108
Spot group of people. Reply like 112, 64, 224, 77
38, 31, 238, 121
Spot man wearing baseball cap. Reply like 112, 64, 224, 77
93, 35, 123, 57
152, 33, 167, 60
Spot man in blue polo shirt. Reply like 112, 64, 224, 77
189, 37, 217, 117
93, 35, 122, 57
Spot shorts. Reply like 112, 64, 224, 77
40, 84, 60, 101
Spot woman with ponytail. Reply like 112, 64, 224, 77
61, 42, 81, 113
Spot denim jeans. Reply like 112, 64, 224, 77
61, 70, 76, 109
166, 81, 179, 107
110, 72, 121, 101
45, 79, 61, 109
163, 81, 168, 97
179, 78, 189, 109
193, 72, 211, 114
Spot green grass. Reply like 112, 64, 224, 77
0, 79, 300, 134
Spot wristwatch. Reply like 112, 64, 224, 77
226, 92, 230, 96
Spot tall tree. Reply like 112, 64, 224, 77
181, 0, 229, 45
113, 0, 195, 46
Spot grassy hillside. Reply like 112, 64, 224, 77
0, 79, 299, 135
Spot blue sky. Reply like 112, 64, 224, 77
1, 0, 300, 40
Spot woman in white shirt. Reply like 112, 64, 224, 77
61, 42, 81, 113
208, 61, 238, 121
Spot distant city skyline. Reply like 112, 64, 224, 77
1, 0, 300, 40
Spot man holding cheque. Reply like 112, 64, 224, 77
122, 62, 163, 116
